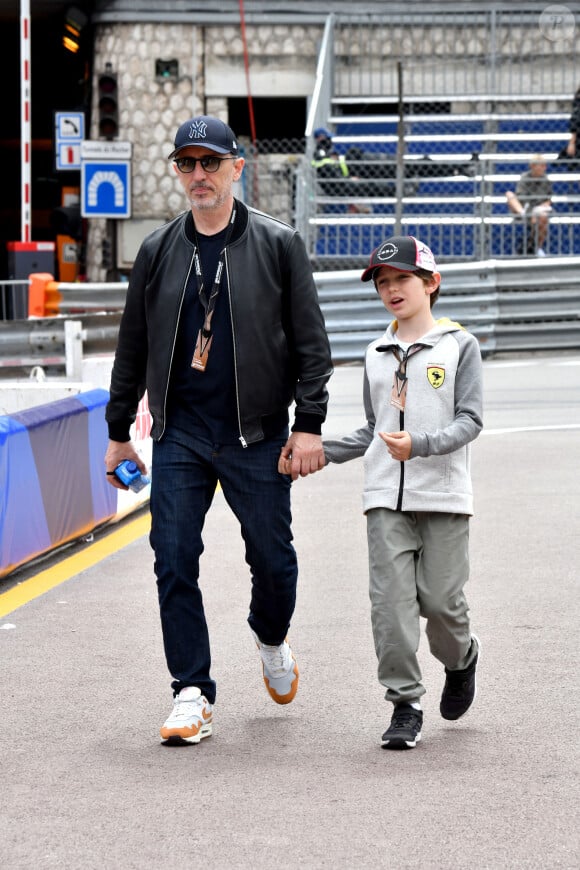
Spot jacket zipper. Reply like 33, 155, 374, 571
394, 344, 418, 512
160, 251, 195, 440
396, 407, 405, 511
224, 251, 247, 447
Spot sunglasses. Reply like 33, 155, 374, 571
173, 155, 238, 174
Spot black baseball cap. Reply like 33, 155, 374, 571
168, 115, 239, 160
361, 235, 438, 282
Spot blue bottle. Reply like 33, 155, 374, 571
114, 460, 151, 493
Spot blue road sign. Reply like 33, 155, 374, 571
55, 111, 85, 170
81, 161, 131, 218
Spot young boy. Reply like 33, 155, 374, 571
323, 235, 483, 750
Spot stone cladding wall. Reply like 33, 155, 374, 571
86, 21, 321, 279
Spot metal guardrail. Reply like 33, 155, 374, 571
0, 314, 122, 378
30, 279, 128, 318
316, 256, 580, 360
0, 258, 578, 375
52, 282, 129, 313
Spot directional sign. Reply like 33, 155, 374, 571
81, 161, 131, 218
58, 142, 82, 170
81, 140, 132, 161
57, 112, 84, 139
80, 141, 132, 219
55, 111, 85, 171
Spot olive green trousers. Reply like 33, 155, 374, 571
367, 508, 476, 706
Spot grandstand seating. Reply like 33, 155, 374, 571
310, 99, 580, 264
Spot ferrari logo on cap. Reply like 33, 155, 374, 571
189, 120, 208, 140
427, 366, 445, 388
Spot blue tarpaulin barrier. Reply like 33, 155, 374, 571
0, 389, 117, 578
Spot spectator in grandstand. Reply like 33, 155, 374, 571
505, 154, 553, 256
312, 127, 371, 213
559, 84, 580, 162
313, 126, 335, 156
312, 127, 350, 190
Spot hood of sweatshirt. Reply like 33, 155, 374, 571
376, 317, 465, 353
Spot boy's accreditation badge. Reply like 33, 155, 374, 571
390, 371, 408, 410
192, 329, 213, 371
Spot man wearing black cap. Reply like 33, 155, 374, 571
104, 115, 332, 744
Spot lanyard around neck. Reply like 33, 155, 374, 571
391, 342, 423, 376
192, 206, 236, 336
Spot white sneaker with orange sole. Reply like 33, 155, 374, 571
160, 686, 213, 744
251, 629, 299, 704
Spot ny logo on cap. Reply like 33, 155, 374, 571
188, 120, 208, 140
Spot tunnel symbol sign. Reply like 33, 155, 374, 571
81, 161, 131, 218
87, 170, 125, 206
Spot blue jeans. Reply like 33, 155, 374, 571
150, 426, 297, 704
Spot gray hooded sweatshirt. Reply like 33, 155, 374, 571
324, 318, 483, 515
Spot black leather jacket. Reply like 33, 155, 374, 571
106, 200, 333, 445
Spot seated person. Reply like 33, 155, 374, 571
505, 154, 553, 256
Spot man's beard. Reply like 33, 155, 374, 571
189, 187, 228, 210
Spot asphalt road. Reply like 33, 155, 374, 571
1, 352, 579, 870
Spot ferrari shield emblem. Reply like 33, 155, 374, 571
427, 366, 445, 388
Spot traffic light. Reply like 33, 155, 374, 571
101, 237, 113, 269
97, 65, 119, 140
62, 7, 87, 54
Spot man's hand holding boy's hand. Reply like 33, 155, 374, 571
380, 431, 412, 461
278, 432, 325, 480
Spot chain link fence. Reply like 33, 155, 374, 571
240, 7, 580, 270
333, 8, 579, 100
241, 126, 580, 271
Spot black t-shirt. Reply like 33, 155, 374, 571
167, 213, 240, 444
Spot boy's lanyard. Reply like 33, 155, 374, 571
389, 343, 423, 411
191, 206, 236, 372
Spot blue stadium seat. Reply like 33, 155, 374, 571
315, 108, 579, 261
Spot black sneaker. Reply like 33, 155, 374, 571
440, 635, 480, 721
381, 704, 423, 750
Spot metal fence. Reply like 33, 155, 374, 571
3, 8, 579, 306
239, 139, 580, 270
332, 9, 579, 100
1, 258, 579, 373
239, 7, 580, 269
